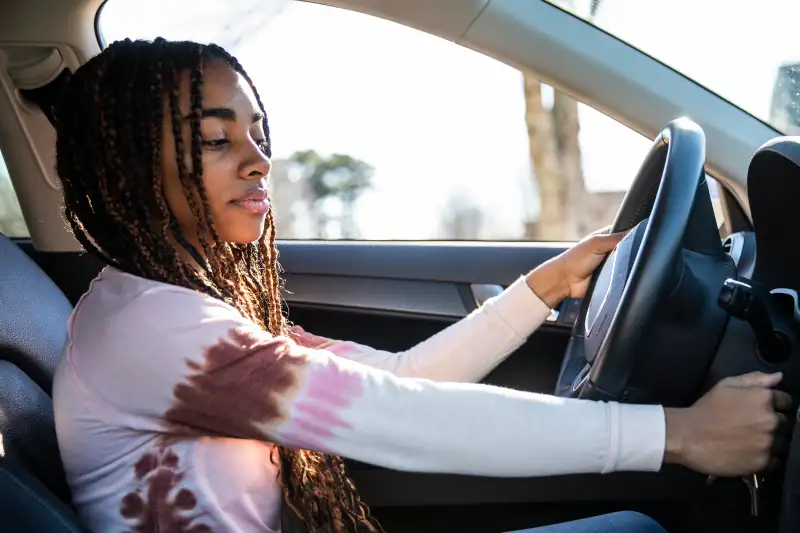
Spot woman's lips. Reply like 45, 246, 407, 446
232, 197, 270, 214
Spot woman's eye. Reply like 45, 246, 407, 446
202, 139, 229, 150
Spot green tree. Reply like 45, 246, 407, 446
288, 150, 373, 239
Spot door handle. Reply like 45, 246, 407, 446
470, 284, 503, 307
470, 283, 561, 322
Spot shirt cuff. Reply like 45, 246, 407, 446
608, 403, 666, 472
485, 276, 553, 337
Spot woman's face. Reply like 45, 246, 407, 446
161, 60, 272, 248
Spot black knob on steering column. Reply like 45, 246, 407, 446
718, 278, 791, 363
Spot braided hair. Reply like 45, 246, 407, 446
55, 38, 382, 533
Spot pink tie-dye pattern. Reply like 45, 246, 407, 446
287, 327, 332, 349
324, 342, 363, 358
304, 364, 363, 408
278, 361, 364, 452
295, 401, 350, 428
288, 326, 364, 359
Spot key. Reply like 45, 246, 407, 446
743, 474, 760, 517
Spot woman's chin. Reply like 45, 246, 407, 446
219, 225, 267, 245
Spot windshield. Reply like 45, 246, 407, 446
550, 0, 800, 134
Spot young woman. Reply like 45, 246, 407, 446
52, 38, 789, 533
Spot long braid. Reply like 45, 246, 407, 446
58, 47, 128, 270
56, 38, 383, 533
147, 38, 194, 286
206, 43, 382, 532
178, 50, 268, 326
163, 59, 232, 301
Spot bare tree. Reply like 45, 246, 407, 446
522, 78, 564, 239
522, 0, 623, 241
522, 76, 624, 241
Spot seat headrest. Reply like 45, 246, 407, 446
0, 235, 72, 393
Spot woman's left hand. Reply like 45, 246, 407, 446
525, 226, 627, 308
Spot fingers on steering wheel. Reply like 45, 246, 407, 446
721, 371, 782, 389
773, 390, 794, 411
774, 411, 790, 431
590, 225, 627, 238
585, 228, 627, 254
590, 225, 613, 237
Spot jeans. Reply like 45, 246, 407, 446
507, 512, 668, 533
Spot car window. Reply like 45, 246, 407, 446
547, 0, 800, 135
97, 0, 724, 242
0, 149, 29, 237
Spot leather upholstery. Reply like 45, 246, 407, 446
0, 234, 73, 395
0, 456, 87, 533
0, 234, 88, 531
0, 361, 71, 502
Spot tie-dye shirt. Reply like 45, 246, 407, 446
53, 266, 666, 533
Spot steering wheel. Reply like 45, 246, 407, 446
555, 117, 728, 404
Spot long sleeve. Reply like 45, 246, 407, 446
290, 276, 553, 383
85, 285, 666, 479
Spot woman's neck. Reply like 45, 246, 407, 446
167, 232, 207, 274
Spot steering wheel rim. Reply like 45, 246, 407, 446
556, 117, 708, 402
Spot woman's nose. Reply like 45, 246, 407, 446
240, 144, 272, 180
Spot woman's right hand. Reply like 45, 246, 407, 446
664, 372, 793, 477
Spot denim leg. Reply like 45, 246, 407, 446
506, 511, 668, 533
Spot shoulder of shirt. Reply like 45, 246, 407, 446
76, 266, 250, 333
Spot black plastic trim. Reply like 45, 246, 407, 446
283, 273, 468, 318
277, 241, 566, 286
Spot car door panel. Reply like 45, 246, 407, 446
278, 242, 717, 509
279, 241, 567, 285
284, 274, 471, 319
19, 239, 714, 510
